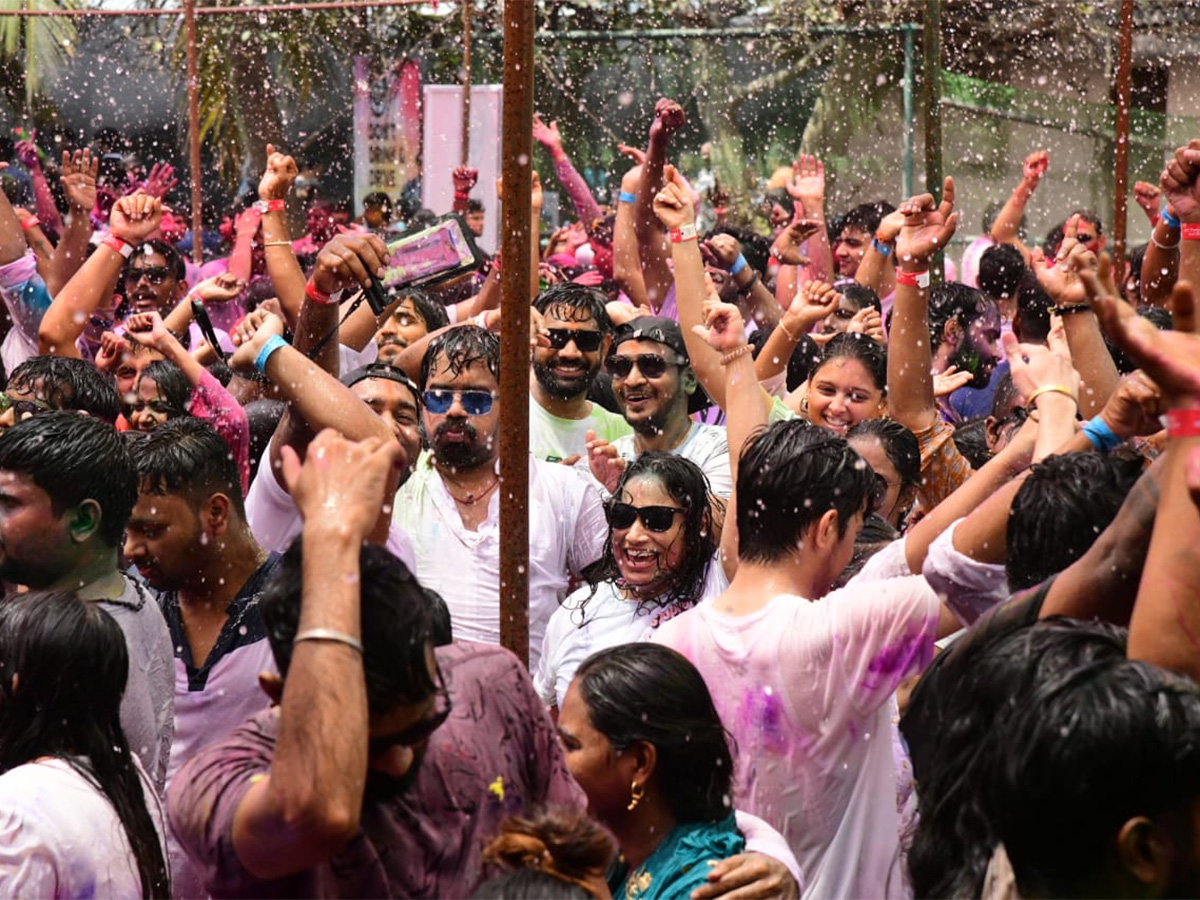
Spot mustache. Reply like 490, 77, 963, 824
434, 421, 478, 442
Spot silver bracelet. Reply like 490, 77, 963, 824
293, 628, 364, 655
1151, 234, 1180, 251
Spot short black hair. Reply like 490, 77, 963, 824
1006, 452, 1143, 590
928, 282, 992, 347
838, 201, 895, 237
7, 355, 121, 423
762, 188, 795, 219
1014, 275, 1053, 344
847, 418, 920, 488
381, 287, 450, 333
127, 417, 245, 517
840, 283, 882, 314
261, 541, 436, 717
534, 282, 613, 334
736, 420, 875, 564
138, 360, 191, 419
420, 324, 499, 391
0, 412, 136, 546
1106, 304, 1172, 375
466, 199, 484, 214
128, 239, 186, 283
977, 244, 1026, 301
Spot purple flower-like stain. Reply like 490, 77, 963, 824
862, 624, 934, 695
739, 685, 792, 755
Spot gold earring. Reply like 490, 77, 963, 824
627, 780, 644, 811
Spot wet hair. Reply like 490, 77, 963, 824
0, 591, 170, 897
420, 324, 499, 391
362, 191, 392, 214
466, 199, 485, 215
840, 283, 882, 314
243, 399, 285, 483
762, 187, 795, 220
534, 282, 612, 334
1125, 242, 1146, 304
127, 417, 245, 517
1006, 452, 1143, 590
847, 418, 920, 488
1014, 274, 1053, 344
977, 244, 1026, 301
811, 331, 888, 394
128, 238, 186, 283
736, 420, 876, 563
928, 282, 992, 346
383, 287, 450, 333
951, 418, 992, 470
136, 360, 191, 420
904, 617, 1130, 898
422, 587, 453, 647
0, 412, 136, 547
7, 355, 121, 423
1106, 305, 1172, 375
785, 333, 822, 393
583, 453, 715, 620
574, 643, 734, 823
1070, 208, 1104, 236
709, 224, 770, 277
477, 808, 614, 900
1043, 222, 1065, 258
838, 201, 895, 237
260, 541, 436, 717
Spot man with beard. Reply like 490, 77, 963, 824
373, 289, 450, 366
124, 417, 277, 899
927, 281, 1005, 424
589, 316, 732, 497
528, 282, 631, 463
392, 325, 606, 667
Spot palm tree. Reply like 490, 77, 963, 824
0, 0, 81, 112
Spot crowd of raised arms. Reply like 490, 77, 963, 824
1, 93, 1200, 900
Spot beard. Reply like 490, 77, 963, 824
432, 420, 493, 470
362, 746, 428, 803
533, 358, 596, 400
952, 346, 996, 390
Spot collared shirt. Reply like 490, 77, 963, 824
392, 452, 606, 668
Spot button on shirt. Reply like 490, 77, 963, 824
392, 451, 606, 669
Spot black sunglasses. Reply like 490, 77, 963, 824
545, 328, 604, 352
605, 353, 678, 380
124, 266, 172, 285
0, 393, 51, 420
367, 687, 452, 758
608, 501, 685, 533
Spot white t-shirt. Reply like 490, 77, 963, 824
529, 397, 631, 463
534, 558, 729, 708
612, 422, 732, 496
0, 756, 167, 898
653, 575, 941, 900
392, 452, 607, 669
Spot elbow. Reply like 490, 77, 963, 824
278, 792, 361, 851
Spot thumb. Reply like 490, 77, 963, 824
1000, 331, 1023, 367
279, 445, 303, 496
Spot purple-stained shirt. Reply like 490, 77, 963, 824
166, 641, 584, 899
188, 367, 251, 493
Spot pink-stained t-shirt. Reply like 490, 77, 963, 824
654, 576, 941, 899
188, 367, 251, 493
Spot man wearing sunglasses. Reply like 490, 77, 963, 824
591, 316, 732, 497
0, 354, 122, 433
529, 282, 631, 463
392, 324, 606, 668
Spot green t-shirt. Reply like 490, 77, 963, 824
529, 397, 632, 463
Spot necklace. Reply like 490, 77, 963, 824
443, 474, 500, 505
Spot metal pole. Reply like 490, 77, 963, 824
903, 24, 915, 199
185, 0, 202, 265
1113, 0, 1134, 280
461, 0, 472, 167
923, 0, 944, 283
498, 0, 533, 664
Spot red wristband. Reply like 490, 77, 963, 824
1182, 223, 1200, 241
254, 198, 286, 214
454, 191, 470, 200
305, 279, 336, 306
896, 269, 930, 289
20, 215, 39, 231
550, 149, 567, 163
669, 224, 698, 243
1168, 408, 1200, 438
103, 234, 134, 259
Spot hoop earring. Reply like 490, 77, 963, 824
627, 780, 644, 812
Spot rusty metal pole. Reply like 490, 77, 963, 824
923, 0, 944, 284
461, 0, 472, 167
185, 0, 202, 264
1113, 0, 1134, 280
498, 0, 533, 664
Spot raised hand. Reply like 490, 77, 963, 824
141, 162, 178, 199
1133, 181, 1163, 225
933, 365, 974, 398
1000, 327, 1081, 407
1098, 369, 1164, 440
312, 231, 389, 295
648, 97, 685, 146
259, 143, 298, 201
452, 165, 479, 195
845, 306, 885, 344
109, 192, 162, 244
1022, 149, 1049, 190
786, 154, 826, 213
124, 310, 175, 350
692, 297, 748, 354
701, 233, 743, 272
60, 149, 99, 214
532, 115, 563, 154
234, 205, 263, 238
193, 271, 246, 304
770, 217, 820, 266
229, 304, 286, 373
1160, 139, 1200, 224
15, 132, 41, 171
652, 164, 695, 231
1036, 222, 1095, 305
616, 144, 647, 166
895, 176, 959, 270
95, 331, 129, 375
586, 430, 627, 495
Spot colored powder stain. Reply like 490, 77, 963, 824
488, 775, 505, 802
739, 686, 789, 755
862, 625, 934, 694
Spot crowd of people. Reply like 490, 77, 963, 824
0, 91, 1199, 900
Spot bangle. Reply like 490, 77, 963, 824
20, 215, 39, 231
1161, 208, 1181, 230
738, 271, 760, 296
1082, 416, 1123, 452
472, 311, 489, 329
1151, 233, 1181, 251
1167, 408, 1200, 438
720, 344, 753, 366
263, 239, 292, 248
871, 237, 893, 257
618, 190, 637, 204
254, 333, 288, 373
293, 628, 364, 655
669, 224, 697, 243
729, 254, 748, 276
103, 234, 135, 259
305, 279, 336, 306
896, 269, 930, 289
777, 319, 799, 342
254, 199, 286, 214
1052, 304, 1092, 316
454, 190, 470, 200
1183, 223, 1200, 242
1026, 384, 1077, 411
713, 206, 727, 216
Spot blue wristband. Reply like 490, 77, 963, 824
729, 254, 748, 276
618, 191, 637, 204
1081, 416, 1123, 453
254, 334, 288, 374
871, 237, 893, 257
1161, 208, 1181, 230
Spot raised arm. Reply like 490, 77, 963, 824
230, 429, 400, 879
45, 149, 99, 298
1141, 204, 1180, 308
534, 116, 601, 225
785, 154, 832, 285
989, 149, 1047, 263
855, 207, 903, 298
258, 144, 305, 329
452, 166, 477, 215
15, 133, 63, 236
613, 163, 650, 310
633, 99, 686, 310
754, 280, 838, 383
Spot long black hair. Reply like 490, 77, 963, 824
575, 643, 734, 823
137, 359, 192, 421
580, 452, 715, 622
0, 591, 170, 897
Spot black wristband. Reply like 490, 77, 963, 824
738, 271, 760, 296
1053, 304, 1092, 316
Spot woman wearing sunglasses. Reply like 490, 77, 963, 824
535, 452, 721, 713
